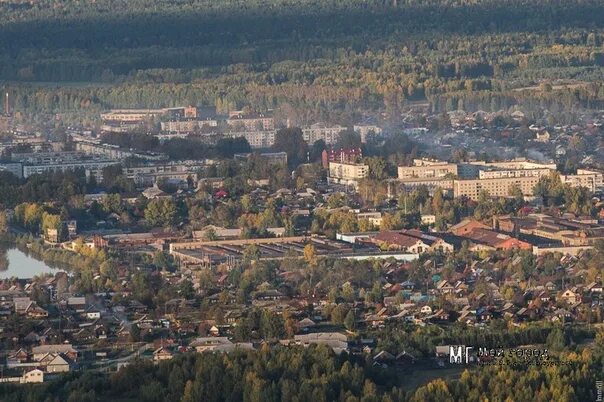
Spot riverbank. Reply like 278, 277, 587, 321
1, 233, 107, 275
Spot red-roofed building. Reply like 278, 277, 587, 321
322, 148, 363, 168
372, 230, 454, 254
449, 219, 490, 236
461, 228, 531, 251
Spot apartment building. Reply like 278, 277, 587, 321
398, 159, 458, 179
101, 107, 199, 133
100, 108, 170, 133
321, 148, 363, 168
160, 119, 218, 134
454, 172, 604, 200
478, 167, 551, 179
0, 162, 24, 178
405, 158, 604, 200
121, 164, 195, 187
24, 160, 117, 179
453, 176, 541, 200
328, 162, 369, 187
561, 169, 603, 192
224, 130, 276, 148
399, 178, 454, 191
226, 111, 274, 131
302, 123, 347, 145
75, 140, 166, 161
8, 151, 118, 179
456, 160, 557, 179
100, 109, 170, 123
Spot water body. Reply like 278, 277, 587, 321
0, 248, 61, 279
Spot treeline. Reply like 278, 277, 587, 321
100, 132, 251, 160
1, 335, 603, 402
0, 170, 89, 209
3, 0, 604, 53
3, 1, 604, 124
374, 322, 596, 357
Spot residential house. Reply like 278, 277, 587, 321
559, 289, 581, 305
46, 354, 71, 373
22, 369, 44, 383
32, 344, 78, 362
67, 296, 86, 313
373, 351, 395, 367
153, 347, 174, 362
291, 333, 348, 354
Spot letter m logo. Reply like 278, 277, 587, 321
449, 345, 465, 364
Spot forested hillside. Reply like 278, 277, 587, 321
1, 339, 603, 402
3, 0, 604, 123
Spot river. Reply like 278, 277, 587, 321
0, 248, 62, 279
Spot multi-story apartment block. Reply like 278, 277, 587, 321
302, 123, 347, 145
75, 140, 167, 161
101, 107, 200, 133
100, 108, 171, 133
224, 130, 276, 149
160, 119, 218, 134
399, 178, 454, 191
9, 152, 118, 179
454, 167, 603, 200
121, 164, 195, 187
0, 162, 24, 178
561, 169, 603, 192
100, 109, 170, 123
328, 162, 369, 188
398, 158, 603, 201
478, 168, 551, 179
398, 159, 459, 179
321, 148, 363, 168
453, 176, 542, 200
226, 111, 274, 131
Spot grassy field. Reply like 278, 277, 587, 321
398, 366, 469, 391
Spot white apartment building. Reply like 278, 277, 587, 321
100, 109, 170, 123
328, 162, 369, 188
561, 169, 604, 192
161, 120, 218, 133
454, 169, 604, 200
8, 151, 118, 179
224, 130, 276, 149
226, 111, 274, 131
398, 161, 458, 179
75, 141, 166, 161
302, 123, 347, 145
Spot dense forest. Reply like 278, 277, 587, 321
1, 337, 603, 402
3, 0, 604, 124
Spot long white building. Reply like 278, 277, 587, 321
302, 123, 347, 145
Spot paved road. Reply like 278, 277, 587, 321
87, 343, 153, 372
